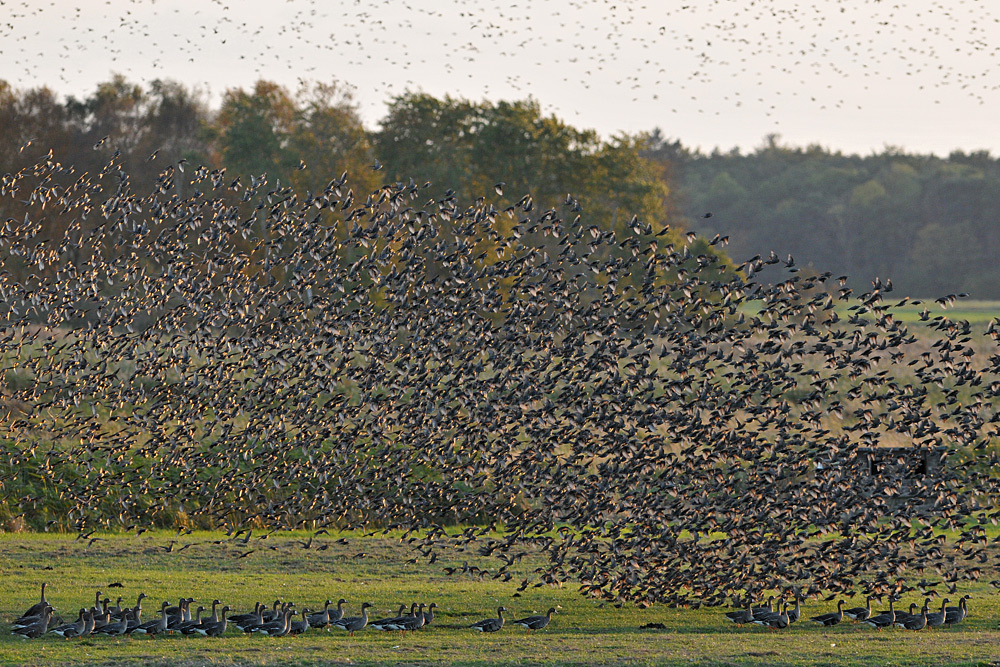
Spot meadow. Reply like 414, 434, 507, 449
1, 531, 999, 667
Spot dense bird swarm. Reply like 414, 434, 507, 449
2, 148, 1000, 609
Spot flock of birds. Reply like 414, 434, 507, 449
3, 0, 998, 138
9, 583, 555, 639
2, 138, 1000, 613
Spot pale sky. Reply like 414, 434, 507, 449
2, 0, 998, 156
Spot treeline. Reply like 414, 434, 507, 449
0, 76, 682, 258
646, 132, 1000, 298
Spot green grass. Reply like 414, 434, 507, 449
1, 532, 999, 666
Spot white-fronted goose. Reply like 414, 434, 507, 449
49, 609, 87, 639
191, 606, 231, 637
513, 607, 556, 632
370, 604, 410, 631
329, 598, 348, 625
93, 610, 130, 637
253, 609, 294, 637
809, 600, 844, 626
753, 603, 789, 631
307, 600, 333, 628
896, 605, 927, 631
724, 601, 754, 626
333, 602, 372, 636
13, 608, 53, 639
943, 596, 969, 625
132, 601, 171, 636
926, 598, 949, 628
422, 602, 438, 626
19, 583, 50, 620
395, 604, 426, 633
864, 598, 896, 630
785, 598, 801, 624
470, 606, 506, 633
179, 607, 206, 634
290, 609, 312, 635
844, 595, 874, 621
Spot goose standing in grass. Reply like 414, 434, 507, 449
753, 603, 789, 631
178, 606, 206, 634
132, 601, 170, 636
19, 583, 50, 620
369, 604, 410, 631
809, 600, 844, 627
943, 596, 969, 626
512, 607, 556, 632
252, 608, 294, 637
333, 602, 372, 636
49, 609, 87, 639
926, 598, 949, 628
844, 596, 874, 622
12, 608, 53, 639
290, 609, 312, 635
328, 598, 348, 625
307, 600, 333, 629
785, 598, 801, 624
395, 604, 427, 633
93, 610, 130, 637
197, 606, 230, 637
422, 602, 438, 626
864, 598, 896, 630
724, 601, 754, 626
896, 602, 928, 631
470, 606, 506, 633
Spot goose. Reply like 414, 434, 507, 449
926, 598, 949, 628
132, 601, 170, 636
230, 602, 262, 626
470, 606, 506, 633
91, 599, 112, 629
93, 610, 130, 637
896, 605, 927, 631
422, 602, 438, 626
179, 607, 206, 634
943, 596, 969, 626
290, 609, 312, 635
48, 609, 87, 639
253, 609, 294, 637
785, 598, 801, 624
260, 599, 283, 622
724, 600, 754, 626
13, 608, 53, 639
809, 600, 844, 626
234, 605, 266, 633
513, 607, 556, 632
864, 598, 896, 630
333, 602, 372, 636
844, 595, 874, 622
370, 604, 410, 631
201, 606, 230, 637
888, 603, 917, 625
394, 604, 427, 633
19, 582, 50, 620
90, 591, 105, 616
329, 598, 348, 625
753, 603, 789, 631
307, 600, 333, 628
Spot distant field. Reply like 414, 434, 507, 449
1, 532, 999, 667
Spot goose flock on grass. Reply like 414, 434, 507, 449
723, 594, 972, 632
8, 583, 555, 639
4, 144, 1000, 611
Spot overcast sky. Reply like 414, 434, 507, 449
2, 0, 998, 156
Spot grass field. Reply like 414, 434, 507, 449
1, 532, 999, 666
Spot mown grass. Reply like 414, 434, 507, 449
1, 532, 999, 666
